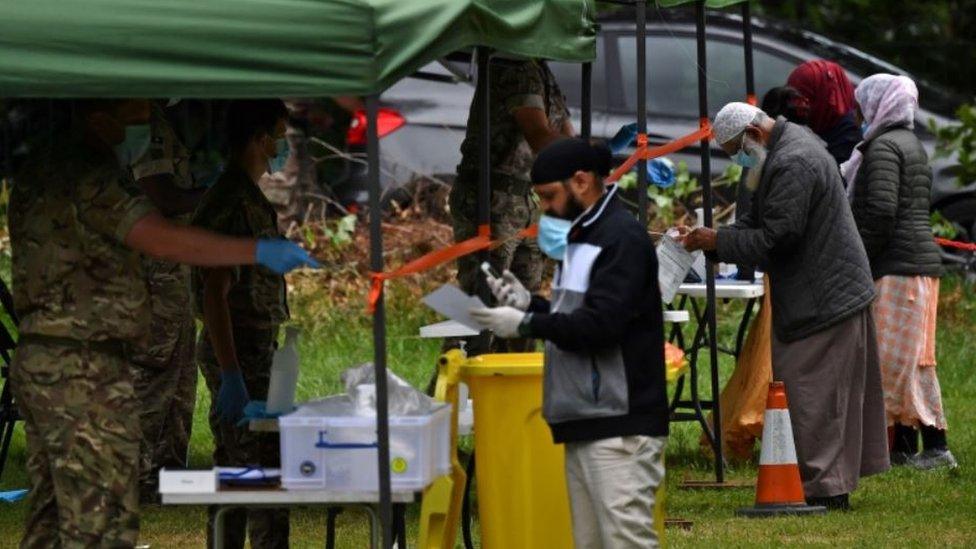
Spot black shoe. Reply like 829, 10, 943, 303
890, 450, 915, 466
805, 493, 850, 511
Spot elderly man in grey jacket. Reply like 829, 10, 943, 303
680, 102, 890, 510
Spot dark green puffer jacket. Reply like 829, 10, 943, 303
850, 127, 943, 280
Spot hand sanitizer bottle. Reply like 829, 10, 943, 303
267, 326, 300, 415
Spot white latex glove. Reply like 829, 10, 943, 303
469, 306, 526, 338
486, 270, 531, 311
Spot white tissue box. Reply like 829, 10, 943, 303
159, 469, 219, 494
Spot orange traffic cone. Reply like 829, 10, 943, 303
737, 381, 826, 517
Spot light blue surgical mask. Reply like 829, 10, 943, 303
538, 215, 572, 260
861, 121, 870, 136
114, 124, 151, 167
731, 149, 757, 168
268, 137, 289, 173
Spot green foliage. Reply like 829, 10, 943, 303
619, 161, 742, 226
931, 210, 959, 239
0, 179, 9, 224
931, 103, 976, 187
322, 214, 358, 249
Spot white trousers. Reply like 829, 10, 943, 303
564, 435, 667, 549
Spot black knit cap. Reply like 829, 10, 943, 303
530, 138, 613, 184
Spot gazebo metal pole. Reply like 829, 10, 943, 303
581, 62, 592, 139
366, 95, 394, 547
695, 0, 725, 483
476, 47, 492, 305
636, 1, 648, 225
742, 1, 756, 104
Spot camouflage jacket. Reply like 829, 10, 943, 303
9, 133, 156, 342
132, 103, 200, 204
457, 59, 571, 189
190, 166, 289, 329
128, 103, 204, 364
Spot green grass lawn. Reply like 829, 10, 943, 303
1, 278, 974, 548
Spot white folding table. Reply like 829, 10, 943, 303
163, 486, 415, 549
668, 280, 765, 458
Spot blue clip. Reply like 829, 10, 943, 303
315, 430, 378, 450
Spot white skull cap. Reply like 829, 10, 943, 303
713, 102, 763, 145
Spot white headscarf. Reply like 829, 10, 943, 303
840, 74, 918, 188
714, 102, 763, 145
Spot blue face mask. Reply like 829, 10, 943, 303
538, 215, 573, 260
861, 122, 870, 136
731, 150, 757, 168
114, 124, 151, 167
267, 137, 289, 173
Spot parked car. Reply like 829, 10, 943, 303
328, 9, 964, 207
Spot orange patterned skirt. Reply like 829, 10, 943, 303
872, 276, 946, 429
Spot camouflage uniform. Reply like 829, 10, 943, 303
451, 59, 571, 354
9, 133, 156, 548
129, 103, 203, 501
191, 166, 290, 549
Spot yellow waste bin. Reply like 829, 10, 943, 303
461, 352, 574, 549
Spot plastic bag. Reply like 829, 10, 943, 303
341, 362, 436, 416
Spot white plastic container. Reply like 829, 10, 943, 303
267, 327, 300, 415
279, 397, 451, 491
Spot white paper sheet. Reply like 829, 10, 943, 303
656, 234, 695, 304
421, 284, 488, 331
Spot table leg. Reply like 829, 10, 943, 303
212, 506, 233, 549
393, 503, 407, 548
364, 505, 380, 549
733, 298, 757, 359
667, 295, 689, 350
326, 507, 343, 549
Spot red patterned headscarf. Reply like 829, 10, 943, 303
787, 60, 856, 135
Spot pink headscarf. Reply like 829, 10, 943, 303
840, 74, 918, 189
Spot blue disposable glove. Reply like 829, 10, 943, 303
0, 489, 28, 503
217, 371, 250, 424
256, 238, 321, 274
648, 157, 676, 188
608, 122, 640, 154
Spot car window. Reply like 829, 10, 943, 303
549, 38, 609, 110
617, 35, 798, 118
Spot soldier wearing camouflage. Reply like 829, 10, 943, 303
128, 102, 205, 502
9, 131, 156, 548
451, 58, 571, 354
191, 165, 290, 549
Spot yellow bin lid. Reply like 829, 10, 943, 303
460, 352, 544, 376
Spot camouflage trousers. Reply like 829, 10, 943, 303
12, 337, 140, 549
198, 325, 288, 549
130, 314, 197, 503
449, 179, 544, 355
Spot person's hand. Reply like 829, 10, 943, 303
608, 122, 639, 154
486, 270, 531, 311
217, 370, 250, 424
256, 238, 321, 274
681, 227, 717, 252
469, 307, 526, 338
671, 225, 691, 242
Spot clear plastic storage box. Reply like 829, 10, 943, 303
279, 397, 451, 491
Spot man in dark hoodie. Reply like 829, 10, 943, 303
470, 138, 668, 548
